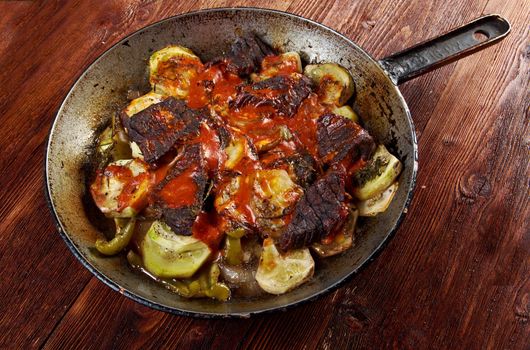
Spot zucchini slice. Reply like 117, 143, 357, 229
255, 238, 314, 295
149, 45, 203, 98
141, 221, 211, 278
90, 159, 151, 218
331, 105, 359, 123
352, 144, 402, 201
358, 182, 399, 216
304, 63, 355, 105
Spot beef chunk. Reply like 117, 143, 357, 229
122, 98, 202, 165
317, 113, 375, 166
222, 34, 275, 76
153, 144, 207, 235
277, 170, 348, 251
231, 74, 312, 117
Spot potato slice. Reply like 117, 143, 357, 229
90, 159, 151, 217
141, 221, 211, 278
358, 182, 399, 216
149, 45, 203, 98
352, 144, 402, 201
255, 238, 314, 295
304, 63, 355, 105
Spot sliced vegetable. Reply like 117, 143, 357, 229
312, 207, 358, 257
304, 63, 355, 105
96, 126, 113, 154
140, 221, 211, 278
224, 136, 253, 170
253, 169, 303, 237
149, 45, 203, 98
252, 52, 303, 81
352, 144, 402, 201
165, 264, 231, 301
332, 105, 359, 123
226, 227, 246, 238
358, 182, 398, 216
90, 158, 151, 217
254, 125, 292, 153
95, 217, 137, 256
224, 236, 243, 265
255, 238, 314, 295
123, 91, 165, 117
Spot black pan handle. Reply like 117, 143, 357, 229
378, 14, 510, 85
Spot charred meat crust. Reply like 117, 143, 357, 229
153, 144, 207, 235
210, 34, 276, 76
317, 113, 376, 166
121, 98, 203, 165
277, 170, 347, 251
230, 74, 313, 117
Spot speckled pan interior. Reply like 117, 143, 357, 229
46, 8, 418, 317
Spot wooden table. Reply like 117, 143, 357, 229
1, 0, 528, 349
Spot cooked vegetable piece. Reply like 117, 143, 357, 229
223, 135, 256, 170
332, 105, 359, 123
252, 52, 303, 81
149, 45, 203, 98
128, 250, 230, 301
358, 182, 398, 216
304, 63, 355, 105
141, 220, 211, 278
224, 236, 243, 265
312, 207, 358, 257
97, 126, 113, 154
90, 158, 151, 217
226, 227, 246, 238
124, 91, 165, 117
215, 169, 302, 234
255, 238, 314, 295
253, 125, 292, 153
253, 169, 303, 237
121, 97, 202, 165
165, 263, 231, 301
96, 217, 137, 256
352, 145, 402, 201
277, 170, 348, 251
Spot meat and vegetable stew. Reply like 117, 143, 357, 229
89, 34, 402, 300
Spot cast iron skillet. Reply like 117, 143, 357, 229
45, 8, 510, 317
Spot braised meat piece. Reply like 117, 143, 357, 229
277, 170, 348, 251
152, 144, 208, 235
221, 34, 276, 76
230, 74, 313, 117
317, 113, 375, 166
122, 98, 202, 165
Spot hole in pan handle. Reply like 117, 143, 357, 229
378, 14, 511, 85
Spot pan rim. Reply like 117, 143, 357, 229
45, 6, 418, 318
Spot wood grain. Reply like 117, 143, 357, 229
0, 0, 528, 349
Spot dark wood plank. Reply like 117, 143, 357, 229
0, 0, 528, 349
